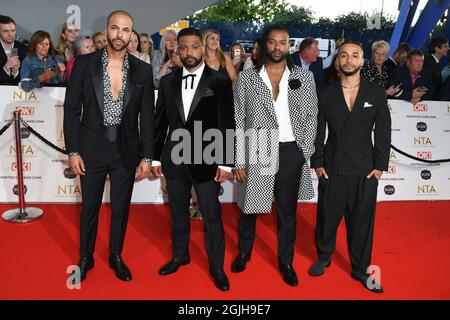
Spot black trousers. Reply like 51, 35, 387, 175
315, 174, 378, 277
237, 142, 305, 265
79, 137, 135, 257
165, 166, 225, 272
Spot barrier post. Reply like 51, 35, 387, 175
2, 111, 43, 223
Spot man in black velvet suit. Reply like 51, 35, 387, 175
310, 41, 391, 294
64, 10, 154, 283
151, 27, 234, 291
0, 15, 27, 85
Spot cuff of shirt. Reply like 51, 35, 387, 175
218, 165, 232, 173
152, 160, 161, 167
3, 67, 11, 77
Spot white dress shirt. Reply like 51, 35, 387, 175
259, 66, 296, 143
153, 62, 231, 173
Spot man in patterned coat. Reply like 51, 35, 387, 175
232, 25, 318, 286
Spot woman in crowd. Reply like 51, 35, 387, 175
66, 35, 95, 80
92, 31, 107, 51
324, 54, 340, 84
361, 40, 398, 96
202, 29, 237, 87
56, 22, 79, 62
151, 29, 182, 88
243, 38, 261, 70
139, 33, 154, 64
230, 42, 247, 74
127, 30, 142, 59
20, 30, 65, 92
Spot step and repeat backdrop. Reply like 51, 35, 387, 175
0, 85, 449, 203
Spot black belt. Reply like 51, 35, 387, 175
279, 141, 296, 145
104, 125, 120, 143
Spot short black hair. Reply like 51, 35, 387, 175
407, 49, 424, 60
107, 10, 134, 27
299, 37, 317, 53
255, 24, 293, 71
177, 27, 202, 43
428, 35, 448, 54
339, 40, 364, 53
394, 42, 412, 55
0, 15, 16, 25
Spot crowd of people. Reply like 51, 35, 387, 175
1, 14, 448, 100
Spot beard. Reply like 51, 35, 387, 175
181, 55, 203, 69
267, 50, 287, 63
339, 64, 361, 77
107, 36, 129, 52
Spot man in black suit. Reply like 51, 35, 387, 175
389, 49, 436, 104
423, 35, 449, 94
290, 37, 325, 90
310, 41, 391, 294
63, 10, 154, 283
0, 15, 27, 85
383, 42, 411, 76
438, 76, 450, 101
151, 27, 234, 291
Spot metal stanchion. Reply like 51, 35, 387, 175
2, 111, 43, 223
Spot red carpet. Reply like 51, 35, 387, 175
0, 201, 449, 300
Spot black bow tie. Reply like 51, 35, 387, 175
182, 74, 196, 89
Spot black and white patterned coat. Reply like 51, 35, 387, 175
234, 65, 318, 214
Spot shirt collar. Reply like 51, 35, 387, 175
0, 40, 14, 52
299, 55, 310, 69
182, 61, 205, 77
431, 54, 439, 63
101, 48, 129, 68
260, 64, 290, 77
389, 57, 398, 66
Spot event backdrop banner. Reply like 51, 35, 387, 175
0, 86, 449, 203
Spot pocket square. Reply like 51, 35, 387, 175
203, 88, 214, 97
363, 102, 373, 108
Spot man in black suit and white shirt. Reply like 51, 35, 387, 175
151, 27, 234, 291
310, 41, 391, 293
423, 35, 449, 93
64, 10, 154, 283
0, 15, 26, 85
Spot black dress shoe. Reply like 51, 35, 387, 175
231, 253, 250, 273
351, 273, 384, 294
210, 269, 230, 291
158, 257, 191, 275
279, 263, 299, 287
76, 255, 94, 282
109, 254, 132, 281
308, 258, 331, 277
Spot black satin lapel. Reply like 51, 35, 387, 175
172, 75, 185, 124
123, 58, 136, 114
90, 52, 104, 117
187, 69, 210, 122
